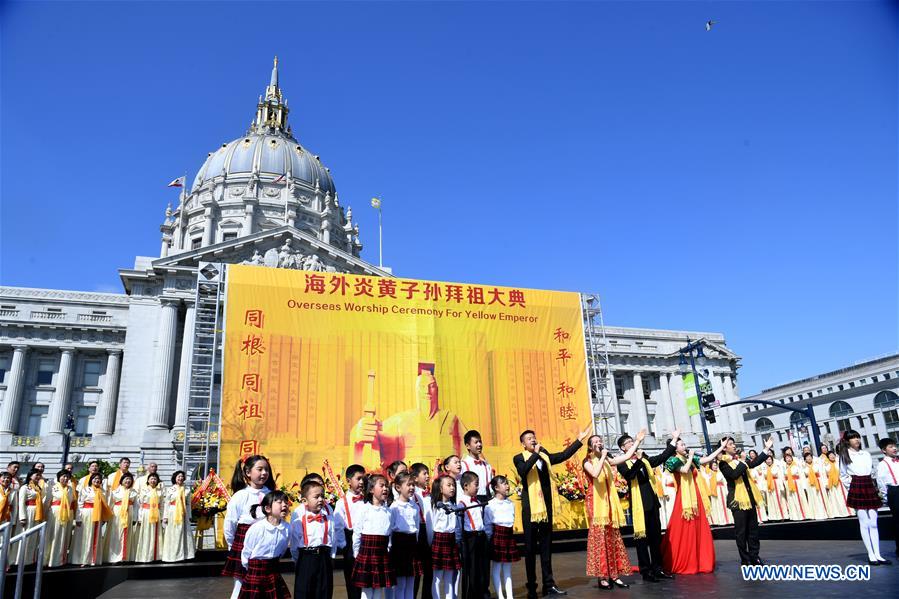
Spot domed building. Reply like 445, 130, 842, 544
0, 59, 747, 479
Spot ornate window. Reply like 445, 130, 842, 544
874, 390, 899, 409
35, 358, 55, 386
755, 417, 774, 432
790, 411, 809, 426
829, 401, 853, 418
82, 360, 101, 388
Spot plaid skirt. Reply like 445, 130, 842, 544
351, 534, 395, 589
490, 525, 520, 563
238, 558, 291, 599
391, 531, 423, 577
847, 475, 882, 510
431, 531, 462, 571
222, 523, 251, 579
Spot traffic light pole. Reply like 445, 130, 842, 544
688, 349, 713, 454
716, 399, 824, 456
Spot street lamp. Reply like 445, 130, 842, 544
678, 340, 713, 454
61, 412, 76, 467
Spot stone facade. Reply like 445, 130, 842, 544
741, 354, 899, 458
0, 59, 745, 476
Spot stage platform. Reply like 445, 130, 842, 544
5, 513, 895, 599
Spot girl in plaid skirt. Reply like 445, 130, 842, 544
838, 430, 890, 565
428, 475, 460, 599
390, 472, 423, 599
485, 476, 518, 599
224, 455, 276, 599
239, 491, 291, 599
352, 474, 396, 599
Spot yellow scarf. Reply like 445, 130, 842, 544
705, 467, 718, 497
653, 468, 665, 498
719, 454, 764, 510
55, 483, 73, 524
30, 483, 44, 522
626, 457, 658, 540
786, 463, 798, 494
117, 489, 132, 528
589, 458, 625, 528
676, 457, 710, 520
521, 450, 559, 523
91, 487, 114, 523
148, 488, 161, 524
173, 486, 186, 525
766, 466, 775, 491
0, 487, 11, 522
826, 461, 840, 489
110, 471, 124, 492
806, 465, 821, 491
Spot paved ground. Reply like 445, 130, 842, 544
99, 540, 899, 598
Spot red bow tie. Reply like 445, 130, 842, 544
351, 495, 364, 503
892, 457, 899, 462
473, 460, 484, 466
306, 514, 324, 523
422, 490, 430, 497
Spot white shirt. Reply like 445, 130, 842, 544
334, 490, 365, 531
839, 449, 873, 489
289, 505, 341, 559
352, 503, 394, 557
484, 497, 514, 538
390, 498, 421, 535
457, 494, 485, 533
224, 487, 268, 546
426, 501, 458, 544
241, 518, 289, 568
461, 455, 494, 496
876, 455, 899, 498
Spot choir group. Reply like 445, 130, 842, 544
0, 457, 195, 567
225, 426, 899, 599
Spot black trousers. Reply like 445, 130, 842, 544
342, 528, 360, 599
413, 527, 433, 598
461, 531, 489, 598
634, 507, 664, 574
293, 547, 334, 599
887, 486, 899, 552
522, 519, 554, 595
732, 508, 760, 564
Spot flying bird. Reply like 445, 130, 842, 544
706, 20, 716, 31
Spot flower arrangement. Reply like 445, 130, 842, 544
554, 470, 585, 502
509, 474, 523, 498
192, 487, 229, 516
279, 481, 300, 506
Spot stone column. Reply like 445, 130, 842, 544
670, 372, 701, 434
174, 301, 196, 431
93, 349, 122, 436
148, 299, 179, 429
47, 347, 76, 435
0, 345, 28, 434
604, 371, 622, 430
321, 219, 330, 244
202, 205, 214, 246
655, 372, 676, 436
243, 202, 256, 236
630, 372, 650, 433
667, 372, 691, 431
709, 373, 731, 433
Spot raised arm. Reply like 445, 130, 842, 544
609, 429, 647, 466
647, 429, 680, 468
583, 450, 608, 479
680, 450, 695, 473
699, 439, 727, 465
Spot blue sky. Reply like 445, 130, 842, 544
1, 1, 896, 395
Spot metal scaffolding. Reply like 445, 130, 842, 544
581, 293, 619, 450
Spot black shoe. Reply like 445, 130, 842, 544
612, 579, 630, 589
878, 559, 892, 565
543, 587, 568, 596
869, 559, 882, 566
653, 570, 675, 579
598, 579, 612, 591
642, 573, 659, 583
753, 558, 765, 566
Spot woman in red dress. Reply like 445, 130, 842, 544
583, 429, 647, 591
661, 438, 727, 574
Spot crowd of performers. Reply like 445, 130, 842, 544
223, 426, 899, 599
0, 458, 195, 567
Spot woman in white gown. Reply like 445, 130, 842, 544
71, 472, 114, 566
162, 470, 195, 562
134, 472, 164, 562
802, 453, 830, 520
45, 469, 76, 567
14, 469, 46, 565
106, 472, 138, 563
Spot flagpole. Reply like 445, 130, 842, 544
378, 201, 383, 268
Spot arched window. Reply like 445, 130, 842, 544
829, 401, 853, 418
790, 411, 809, 425
755, 417, 774, 432
873, 390, 899, 409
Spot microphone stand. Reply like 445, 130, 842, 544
434, 500, 489, 515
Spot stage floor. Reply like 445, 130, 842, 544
98, 539, 899, 598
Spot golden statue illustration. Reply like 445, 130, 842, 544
349, 363, 465, 471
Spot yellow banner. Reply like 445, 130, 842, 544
221, 265, 591, 527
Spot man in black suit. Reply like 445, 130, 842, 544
514, 425, 591, 598
717, 435, 774, 565
616, 429, 680, 582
